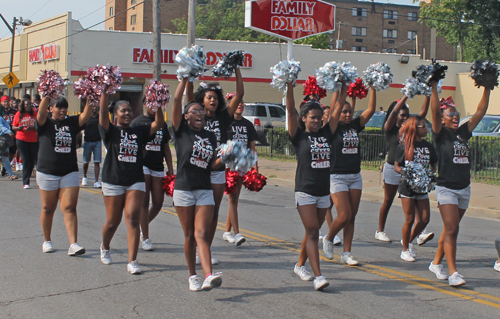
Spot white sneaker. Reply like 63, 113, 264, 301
314, 275, 329, 291
211, 255, 219, 265
322, 236, 334, 260
42, 241, 54, 253
94, 181, 101, 188
100, 243, 111, 265
23, 185, 30, 189
448, 272, 466, 286
16, 163, 21, 171
318, 229, 323, 241
223, 231, 235, 243
81, 177, 88, 186
494, 261, 500, 272
400, 250, 415, 262
400, 240, 416, 258
127, 260, 141, 274
428, 262, 448, 280
375, 231, 391, 242
141, 238, 154, 251
201, 272, 222, 291
294, 263, 313, 281
340, 252, 359, 266
417, 230, 434, 245
234, 233, 246, 246
333, 235, 342, 245
188, 275, 202, 292
67, 243, 86, 256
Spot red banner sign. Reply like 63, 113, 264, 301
132, 48, 253, 68
28, 43, 59, 64
245, 0, 336, 40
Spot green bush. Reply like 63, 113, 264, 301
266, 127, 296, 157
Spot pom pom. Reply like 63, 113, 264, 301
470, 60, 499, 90
219, 140, 258, 172
212, 50, 245, 79
162, 172, 176, 197
315, 61, 358, 93
270, 59, 301, 91
303, 75, 327, 100
175, 45, 206, 81
73, 78, 100, 106
401, 161, 436, 194
347, 78, 368, 99
224, 168, 240, 194
145, 79, 170, 111
362, 62, 393, 91
37, 70, 65, 99
242, 168, 267, 192
87, 64, 123, 95
413, 61, 448, 85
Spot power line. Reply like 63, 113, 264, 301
76, 0, 115, 22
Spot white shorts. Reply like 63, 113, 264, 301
383, 162, 401, 186
295, 192, 331, 208
436, 185, 471, 210
330, 173, 363, 194
211, 170, 226, 184
173, 189, 215, 207
143, 166, 164, 178
36, 171, 80, 191
102, 182, 146, 196
399, 192, 429, 200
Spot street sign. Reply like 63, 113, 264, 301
2, 72, 19, 89
245, 0, 336, 41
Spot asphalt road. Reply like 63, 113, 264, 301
1, 162, 500, 319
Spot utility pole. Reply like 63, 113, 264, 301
152, 0, 161, 81
187, 0, 196, 46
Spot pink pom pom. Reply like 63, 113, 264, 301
73, 78, 100, 106
145, 79, 170, 112
37, 70, 65, 99
162, 172, 176, 197
224, 169, 240, 194
87, 64, 123, 95
347, 78, 368, 100
242, 168, 267, 192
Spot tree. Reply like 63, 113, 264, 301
293, 33, 331, 49
465, 0, 500, 61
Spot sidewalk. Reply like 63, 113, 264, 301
256, 157, 500, 220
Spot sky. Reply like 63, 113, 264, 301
0, 0, 418, 39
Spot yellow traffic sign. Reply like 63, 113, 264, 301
3, 72, 19, 89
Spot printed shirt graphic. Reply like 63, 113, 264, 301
12, 111, 38, 142
205, 109, 232, 172
331, 117, 365, 174
190, 134, 214, 169
3, 108, 16, 124
433, 123, 472, 189
227, 117, 258, 148
131, 115, 171, 171
291, 126, 335, 196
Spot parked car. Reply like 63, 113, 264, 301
242, 102, 287, 144
459, 115, 500, 136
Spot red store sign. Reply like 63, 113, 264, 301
29, 43, 59, 64
132, 48, 253, 68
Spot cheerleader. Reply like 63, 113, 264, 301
494, 238, 500, 272
322, 87, 376, 266
393, 116, 437, 262
172, 78, 224, 291
428, 81, 490, 286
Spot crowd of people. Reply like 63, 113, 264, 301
1, 66, 499, 292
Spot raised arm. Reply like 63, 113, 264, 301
78, 99, 93, 127
99, 93, 110, 132
150, 107, 165, 136
384, 96, 408, 132
351, 96, 356, 112
429, 81, 442, 134
468, 87, 491, 132
359, 89, 376, 127
286, 83, 298, 138
172, 78, 189, 131
227, 68, 244, 117
419, 95, 430, 118
36, 97, 50, 127
329, 83, 348, 133
186, 81, 195, 103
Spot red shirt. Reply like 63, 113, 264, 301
12, 111, 38, 142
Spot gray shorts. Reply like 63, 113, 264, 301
295, 192, 330, 208
36, 171, 80, 191
143, 166, 164, 178
330, 173, 363, 194
399, 192, 429, 200
211, 171, 226, 184
102, 182, 146, 196
383, 162, 401, 185
173, 189, 215, 207
436, 185, 471, 210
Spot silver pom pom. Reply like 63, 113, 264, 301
175, 45, 206, 82
315, 61, 358, 93
269, 60, 301, 91
401, 161, 436, 194
362, 62, 393, 91
219, 140, 258, 172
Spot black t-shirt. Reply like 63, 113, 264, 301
2, 108, 16, 124
433, 123, 472, 189
173, 120, 217, 191
83, 115, 101, 142
131, 115, 171, 172
205, 108, 233, 172
330, 117, 365, 174
99, 123, 151, 186
291, 126, 335, 196
227, 117, 258, 148
37, 116, 83, 176
395, 140, 438, 196
385, 125, 401, 165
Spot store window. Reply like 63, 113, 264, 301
109, 6, 113, 17
352, 8, 367, 17
408, 31, 417, 40
131, 0, 137, 4
351, 46, 367, 52
408, 12, 418, 21
351, 27, 367, 36
383, 29, 398, 38
382, 48, 397, 53
130, 15, 136, 25
383, 10, 398, 19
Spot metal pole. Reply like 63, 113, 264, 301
284, 40, 293, 131
8, 17, 17, 97
187, 0, 196, 47
415, 34, 419, 57
152, 0, 161, 81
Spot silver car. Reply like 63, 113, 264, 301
242, 102, 286, 144
459, 115, 500, 136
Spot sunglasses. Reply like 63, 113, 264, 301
188, 109, 206, 115
446, 111, 460, 118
